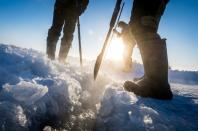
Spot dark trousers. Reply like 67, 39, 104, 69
130, 0, 168, 40
47, 1, 78, 60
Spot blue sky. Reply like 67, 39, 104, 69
0, 0, 198, 71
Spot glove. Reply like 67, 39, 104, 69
77, 0, 89, 16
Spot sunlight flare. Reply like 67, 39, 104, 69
106, 37, 124, 61
105, 36, 141, 63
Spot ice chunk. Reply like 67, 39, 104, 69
3, 80, 48, 105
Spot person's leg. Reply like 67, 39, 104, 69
58, 13, 77, 63
47, 2, 65, 60
124, 0, 172, 100
122, 41, 135, 72
119, 22, 136, 72
124, 33, 172, 100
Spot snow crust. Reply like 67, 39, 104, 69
0, 44, 197, 131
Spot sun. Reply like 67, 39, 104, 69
105, 36, 142, 63
105, 36, 124, 61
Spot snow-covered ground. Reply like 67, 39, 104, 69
0, 43, 197, 131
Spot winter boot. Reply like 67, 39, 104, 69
122, 57, 132, 72
46, 39, 57, 60
58, 38, 72, 63
124, 38, 173, 100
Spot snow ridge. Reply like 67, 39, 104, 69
0, 44, 198, 131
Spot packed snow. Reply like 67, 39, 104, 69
0, 43, 197, 131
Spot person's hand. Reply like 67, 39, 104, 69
113, 29, 121, 37
77, 0, 89, 16
118, 21, 128, 28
